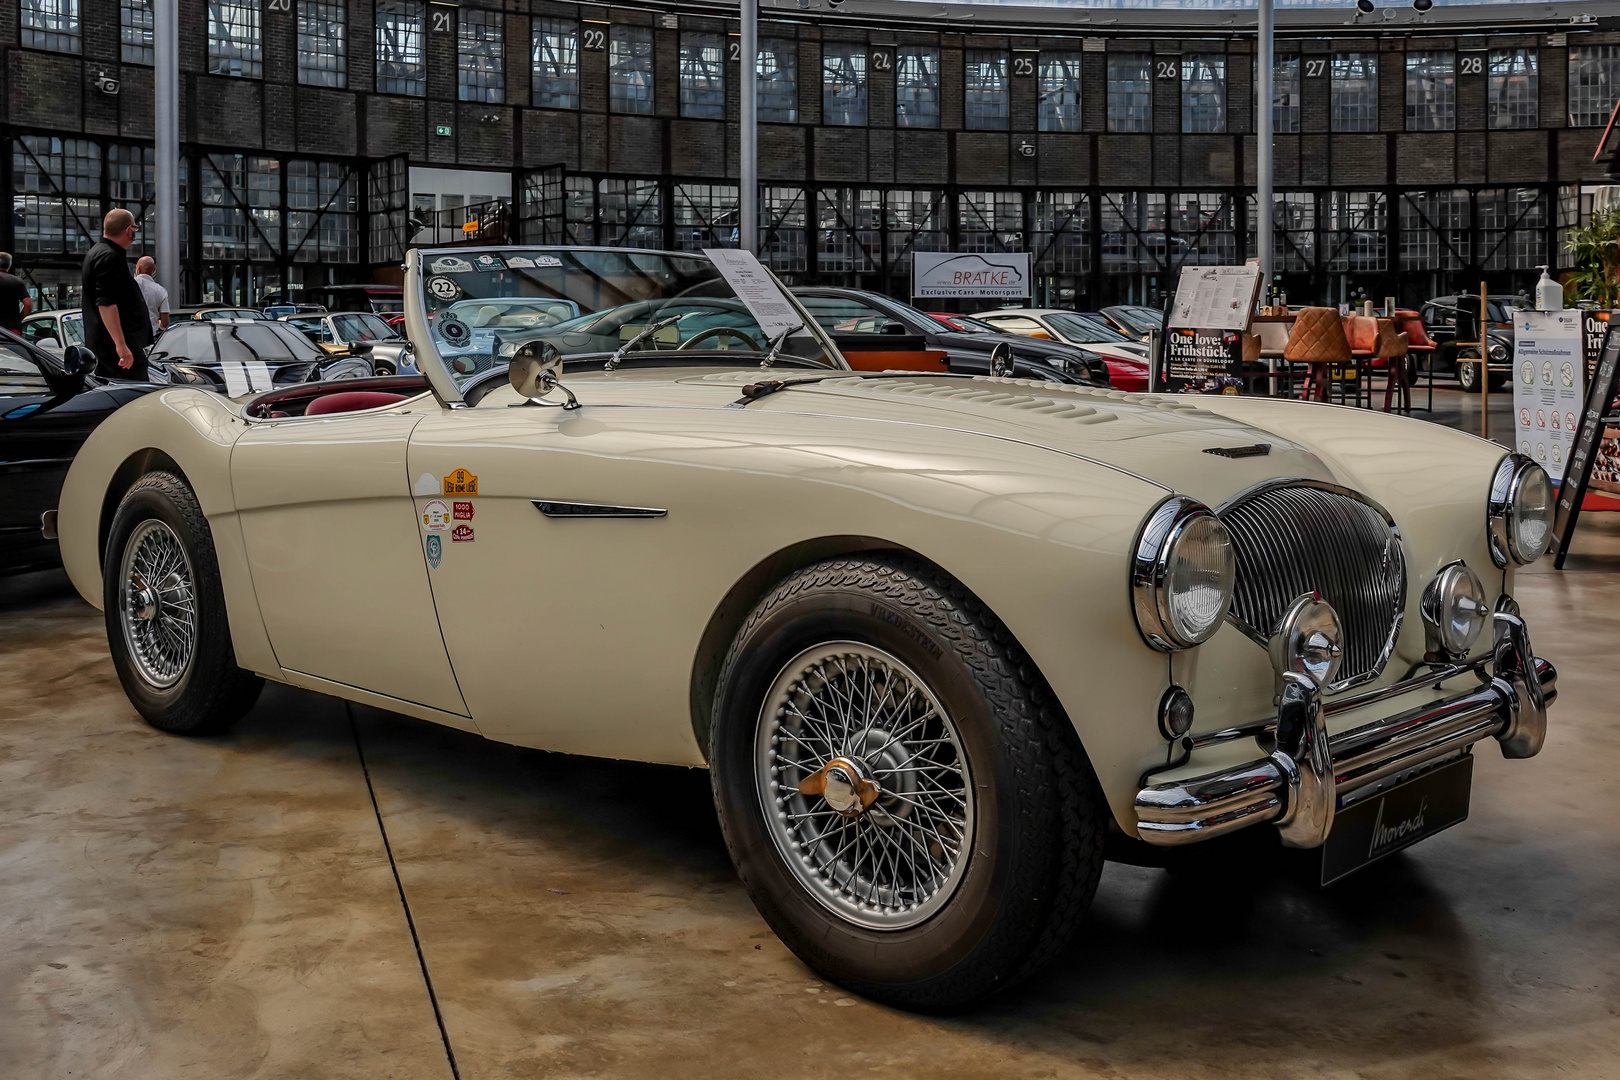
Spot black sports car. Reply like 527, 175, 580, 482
147, 320, 374, 392
790, 287, 1111, 386
0, 332, 162, 576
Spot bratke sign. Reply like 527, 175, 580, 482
912, 252, 1032, 299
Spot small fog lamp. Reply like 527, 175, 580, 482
1422, 562, 1489, 658
1268, 594, 1344, 689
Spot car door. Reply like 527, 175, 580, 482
231, 409, 470, 720
0, 338, 118, 568
404, 405, 714, 764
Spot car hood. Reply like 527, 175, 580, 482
661, 371, 1493, 509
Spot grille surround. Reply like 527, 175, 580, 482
1218, 480, 1406, 692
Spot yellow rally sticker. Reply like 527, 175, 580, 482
443, 468, 478, 496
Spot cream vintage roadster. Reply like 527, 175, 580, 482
54, 246, 1557, 1010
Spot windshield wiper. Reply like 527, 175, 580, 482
759, 323, 803, 369
604, 315, 682, 371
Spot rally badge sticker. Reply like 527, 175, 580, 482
422, 499, 452, 531
429, 255, 473, 274
413, 472, 440, 496
425, 534, 443, 569
473, 253, 507, 272
453, 501, 474, 521
443, 468, 478, 495
437, 315, 471, 347
428, 275, 462, 301
452, 524, 475, 543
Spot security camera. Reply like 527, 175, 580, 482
94, 71, 120, 95
1356, 0, 1376, 11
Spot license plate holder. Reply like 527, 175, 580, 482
1320, 755, 1474, 885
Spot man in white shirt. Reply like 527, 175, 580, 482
133, 256, 171, 336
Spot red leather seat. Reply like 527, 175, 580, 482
304, 391, 407, 416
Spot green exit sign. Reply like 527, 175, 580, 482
435, 124, 453, 137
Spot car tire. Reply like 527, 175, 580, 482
709, 555, 1106, 1011
1457, 358, 1482, 392
103, 471, 263, 735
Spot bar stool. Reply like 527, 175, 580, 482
1376, 321, 1412, 412
1395, 310, 1437, 411
1253, 321, 1292, 396
1283, 307, 1353, 402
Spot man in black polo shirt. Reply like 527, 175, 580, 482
81, 209, 153, 380
0, 253, 32, 335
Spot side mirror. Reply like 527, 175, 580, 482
63, 344, 97, 377
880, 321, 907, 336
509, 340, 579, 410
990, 342, 1015, 378
349, 340, 375, 354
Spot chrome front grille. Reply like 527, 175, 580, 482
1219, 482, 1406, 689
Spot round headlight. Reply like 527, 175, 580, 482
1421, 562, 1489, 658
1488, 456, 1554, 566
1132, 498, 1236, 650
1489, 342, 1508, 362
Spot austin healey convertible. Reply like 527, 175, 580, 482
55, 246, 1557, 1010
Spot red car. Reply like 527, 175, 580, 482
925, 312, 1150, 392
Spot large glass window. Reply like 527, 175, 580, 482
10, 136, 99, 254
208, 0, 262, 78
287, 159, 358, 262
297, 0, 345, 88
1399, 189, 1470, 270
1031, 192, 1090, 279
1406, 51, 1455, 132
598, 178, 662, 247
1102, 191, 1167, 272
760, 187, 808, 273
1331, 52, 1378, 132
1488, 48, 1537, 129
817, 188, 880, 275
609, 25, 654, 115
1270, 56, 1300, 134
1478, 187, 1546, 269
1569, 45, 1620, 127
964, 50, 1009, 131
458, 9, 504, 103
532, 18, 578, 109
959, 191, 1021, 252
1175, 192, 1237, 265
758, 38, 798, 123
885, 189, 947, 275
375, 0, 425, 96
1323, 190, 1387, 272
21, 0, 80, 53
108, 143, 155, 257
1038, 52, 1083, 132
680, 31, 724, 119
896, 46, 940, 129
674, 184, 739, 251
1181, 54, 1226, 133
1107, 54, 1151, 133
120, 0, 152, 64
823, 43, 867, 126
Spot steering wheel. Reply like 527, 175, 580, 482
677, 326, 763, 352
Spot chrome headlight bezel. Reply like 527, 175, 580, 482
1131, 497, 1237, 651
1421, 561, 1490, 659
1488, 455, 1554, 567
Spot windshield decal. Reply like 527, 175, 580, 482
429, 256, 474, 274
472, 253, 507, 272
429, 276, 462, 301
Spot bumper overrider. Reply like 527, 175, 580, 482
1135, 609, 1555, 848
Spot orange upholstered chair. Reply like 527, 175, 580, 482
1284, 307, 1353, 402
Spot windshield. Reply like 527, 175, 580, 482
1047, 312, 1131, 344
942, 315, 999, 334
415, 247, 840, 388
333, 312, 399, 342
1104, 306, 1163, 336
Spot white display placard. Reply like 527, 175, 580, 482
911, 252, 1032, 299
702, 248, 806, 339
1512, 309, 1584, 482
1168, 265, 1263, 332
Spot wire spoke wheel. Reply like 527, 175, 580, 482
118, 519, 198, 689
755, 642, 974, 930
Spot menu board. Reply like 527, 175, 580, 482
1163, 328, 1244, 395
1552, 324, 1620, 568
1167, 266, 1263, 333
1511, 310, 1583, 482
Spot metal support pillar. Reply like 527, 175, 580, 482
154, 0, 180, 299
739, 0, 758, 254
1257, 0, 1274, 290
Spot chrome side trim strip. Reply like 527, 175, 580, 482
532, 500, 668, 518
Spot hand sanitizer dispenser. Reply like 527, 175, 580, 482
1535, 265, 1563, 311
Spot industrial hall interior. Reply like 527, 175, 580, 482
3, 0, 1620, 1075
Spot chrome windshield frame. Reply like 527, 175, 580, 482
403, 244, 849, 411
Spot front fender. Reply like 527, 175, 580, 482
57, 388, 277, 675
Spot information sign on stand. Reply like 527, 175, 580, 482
1511, 310, 1583, 481
1551, 325, 1620, 568
1161, 265, 1263, 394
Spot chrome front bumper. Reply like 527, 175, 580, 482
1135, 611, 1555, 849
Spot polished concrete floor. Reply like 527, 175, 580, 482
4, 394, 1618, 1078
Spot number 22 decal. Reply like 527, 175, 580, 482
582, 27, 606, 51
